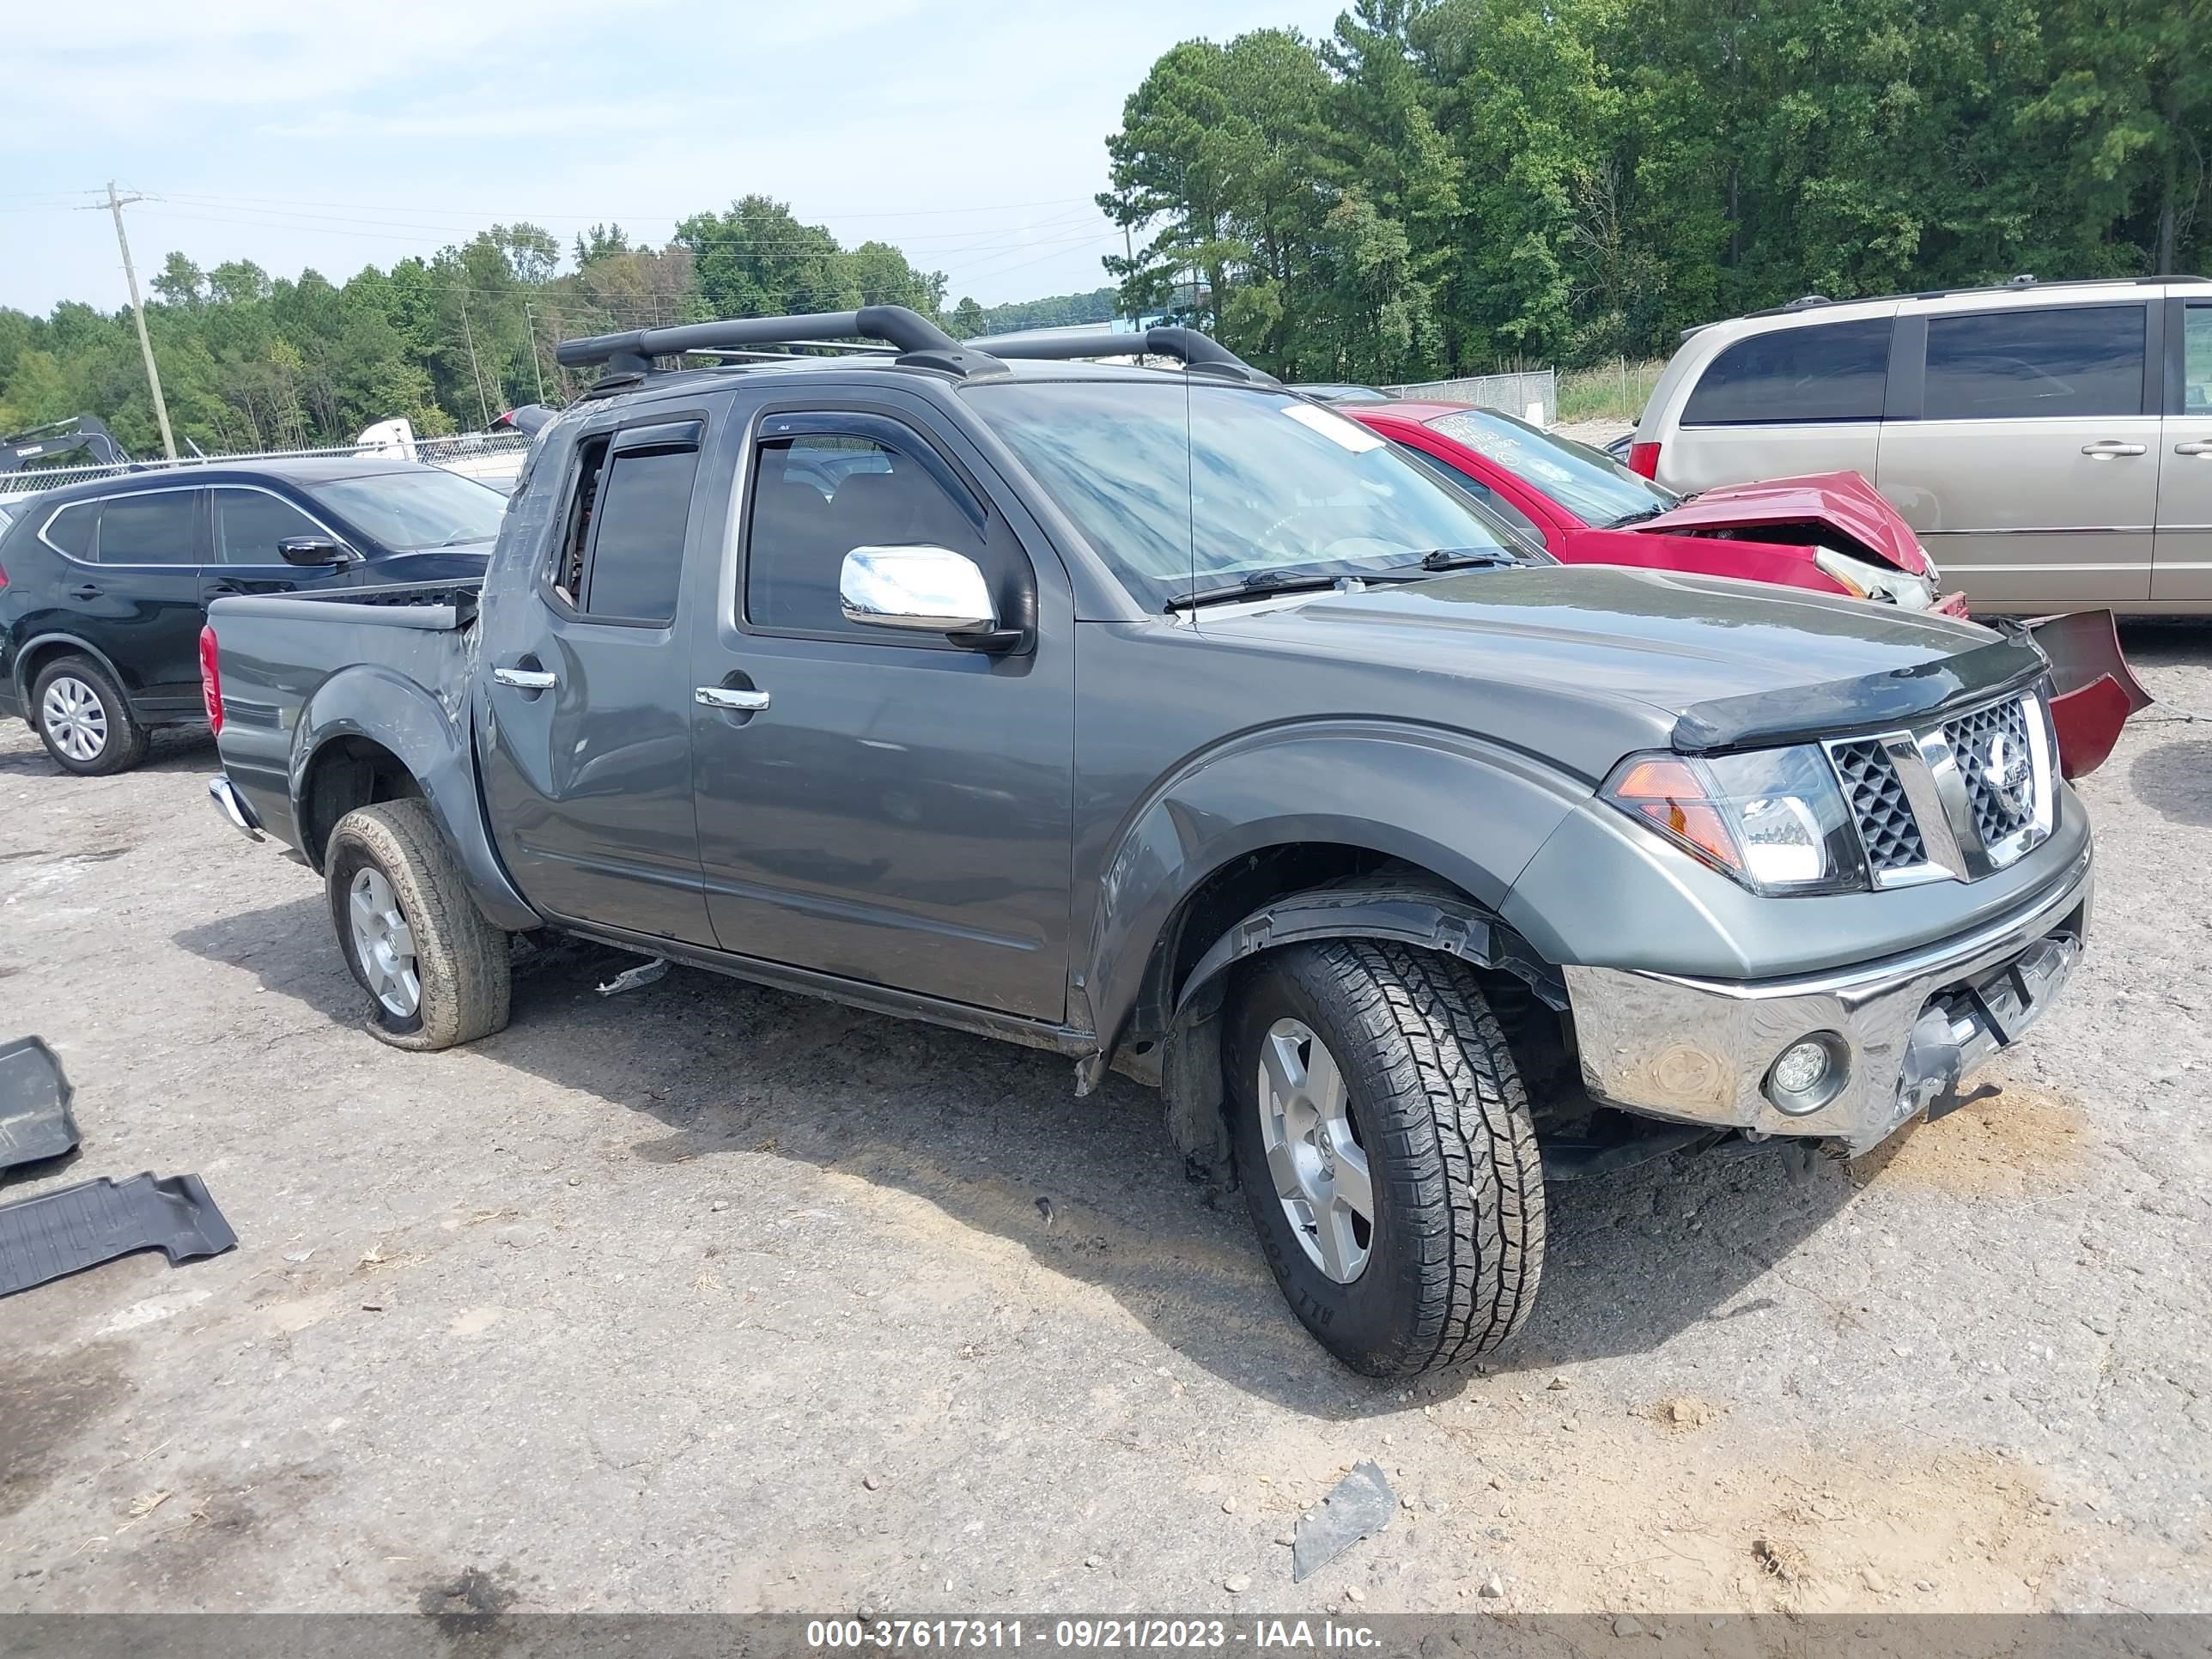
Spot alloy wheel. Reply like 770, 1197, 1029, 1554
1256, 1017, 1374, 1283
349, 866, 421, 1018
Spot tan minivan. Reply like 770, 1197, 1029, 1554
1629, 276, 2212, 613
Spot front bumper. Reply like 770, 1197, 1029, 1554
1563, 844, 2092, 1155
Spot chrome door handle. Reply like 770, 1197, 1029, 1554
2081, 440, 2147, 458
695, 685, 770, 711
492, 666, 557, 690
2176, 441, 2212, 458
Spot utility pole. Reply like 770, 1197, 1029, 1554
523, 301, 547, 405
83, 183, 177, 459
456, 286, 493, 428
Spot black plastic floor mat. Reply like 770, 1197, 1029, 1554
0, 1036, 79, 1171
0, 1172, 237, 1297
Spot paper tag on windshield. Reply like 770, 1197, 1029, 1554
1281, 402, 1385, 453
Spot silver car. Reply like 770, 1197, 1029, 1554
1630, 276, 2212, 613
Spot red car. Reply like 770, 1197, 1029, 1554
1346, 399, 2147, 776
1346, 400, 1963, 613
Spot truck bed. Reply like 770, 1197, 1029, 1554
206, 580, 485, 855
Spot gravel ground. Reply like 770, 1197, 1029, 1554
2, 629, 2209, 1617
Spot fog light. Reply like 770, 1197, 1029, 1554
1764, 1033, 1847, 1115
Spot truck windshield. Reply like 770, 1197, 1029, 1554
1425, 408, 1679, 528
966, 380, 1525, 611
307, 469, 507, 551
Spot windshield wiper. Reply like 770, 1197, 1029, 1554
1607, 505, 1668, 528
1401, 548, 1519, 573
1165, 569, 1355, 611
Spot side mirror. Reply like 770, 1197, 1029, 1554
840, 545, 1018, 649
277, 535, 354, 568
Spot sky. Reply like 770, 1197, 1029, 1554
1, 0, 1352, 319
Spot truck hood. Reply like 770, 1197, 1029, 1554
1638, 471, 1928, 574
1203, 565, 2041, 777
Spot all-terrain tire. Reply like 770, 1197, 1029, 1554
1229, 940, 1546, 1376
325, 799, 511, 1051
30, 655, 149, 775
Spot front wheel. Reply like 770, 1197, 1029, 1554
325, 799, 511, 1050
1230, 940, 1545, 1376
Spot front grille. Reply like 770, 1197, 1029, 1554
1830, 739, 1927, 875
1822, 690, 2050, 885
1945, 697, 2039, 853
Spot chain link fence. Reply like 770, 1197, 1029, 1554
1382, 368, 1557, 427
0, 431, 532, 501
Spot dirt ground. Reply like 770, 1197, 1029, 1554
3, 626, 2209, 1617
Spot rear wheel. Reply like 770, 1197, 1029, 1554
1230, 940, 1545, 1376
30, 657, 148, 776
325, 799, 510, 1050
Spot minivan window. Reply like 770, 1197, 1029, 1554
965, 380, 1522, 612
96, 491, 198, 565
1681, 319, 1892, 426
41, 501, 98, 560
1922, 305, 2145, 421
2186, 305, 2212, 415
214, 488, 323, 562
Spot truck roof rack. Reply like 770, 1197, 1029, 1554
968, 325, 1279, 385
554, 305, 1001, 378
552, 307, 1279, 390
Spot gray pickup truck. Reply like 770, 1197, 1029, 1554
203, 307, 2093, 1376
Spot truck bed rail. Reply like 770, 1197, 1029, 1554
206, 577, 483, 631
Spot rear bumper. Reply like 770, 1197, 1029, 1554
1563, 842, 2092, 1155
208, 775, 264, 842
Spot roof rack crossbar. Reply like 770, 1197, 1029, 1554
556, 305, 997, 377
968, 325, 1279, 386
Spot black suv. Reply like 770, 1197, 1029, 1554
0, 458, 507, 774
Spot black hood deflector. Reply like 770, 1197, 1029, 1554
1671, 624, 2050, 754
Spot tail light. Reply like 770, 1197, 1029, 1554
1626, 441, 1662, 479
0, 562, 9, 589
199, 624, 223, 734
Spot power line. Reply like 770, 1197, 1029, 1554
124, 200, 1111, 257
148, 189, 1105, 222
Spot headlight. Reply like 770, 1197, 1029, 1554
1814, 546, 1936, 610
1602, 745, 1866, 895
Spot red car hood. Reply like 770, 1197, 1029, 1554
1639, 471, 1929, 575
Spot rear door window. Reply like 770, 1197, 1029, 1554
94, 491, 201, 564
40, 501, 99, 560
1682, 319, 1892, 425
579, 445, 696, 623
2185, 304, 2212, 415
551, 423, 700, 625
1923, 305, 2146, 421
214, 488, 324, 562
